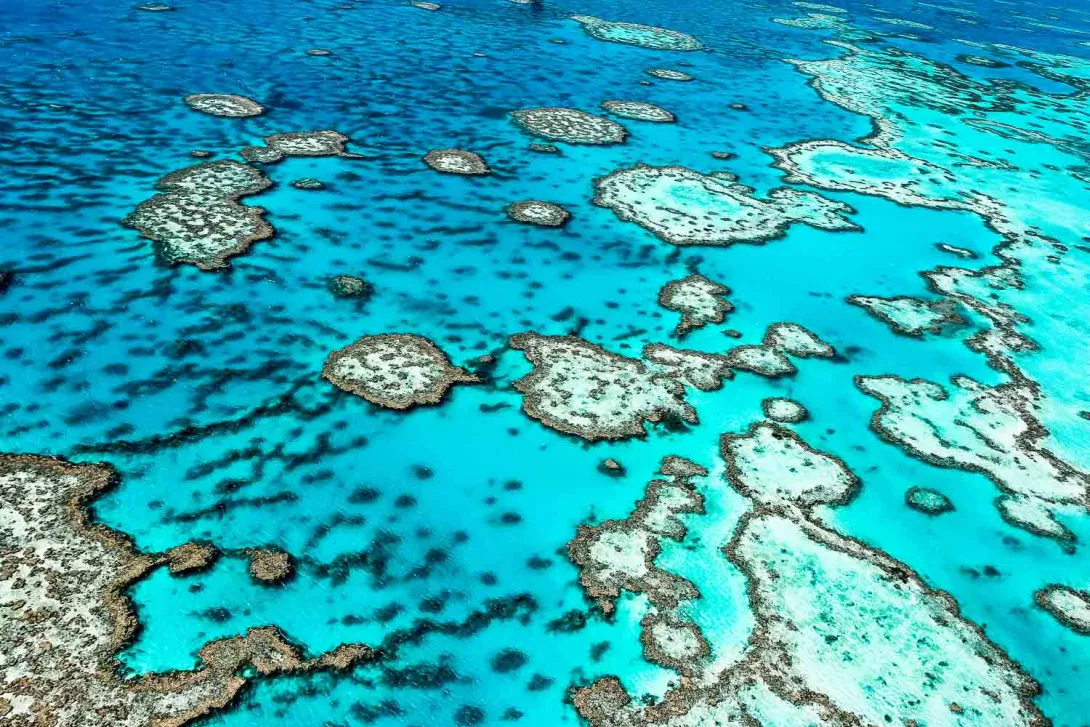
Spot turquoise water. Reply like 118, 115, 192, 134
3, 0, 1090, 724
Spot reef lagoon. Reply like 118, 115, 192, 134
3, 0, 1090, 724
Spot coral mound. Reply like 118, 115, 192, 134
124, 160, 273, 270
511, 108, 627, 145
183, 93, 264, 118
594, 164, 858, 246
423, 148, 490, 175
506, 200, 570, 227
0, 453, 370, 727
323, 334, 477, 410
571, 15, 703, 51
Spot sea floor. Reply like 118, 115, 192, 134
2, 0, 1090, 725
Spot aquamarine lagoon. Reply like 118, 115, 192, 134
2, 0, 1090, 724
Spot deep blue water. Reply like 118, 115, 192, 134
3, 0, 1090, 724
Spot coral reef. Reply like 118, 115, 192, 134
1035, 585, 1090, 635
509, 333, 696, 441
506, 200, 570, 227
423, 149, 490, 175
725, 322, 836, 377
247, 547, 295, 584
657, 273, 732, 336
241, 131, 359, 164
0, 453, 370, 727
594, 164, 858, 247
567, 457, 708, 616
183, 94, 264, 118
571, 15, 703, 51
848, 294, 965, 337
858, 374, 1087, 541
761, 396, 808, 423
645, 68, 693, 81
905, 486, 955, 515
328, 274, 371, 298
510, 108, 627, 145
291, 177, 325, 190
124, 160, 273, 270
572, 425, 1046, 727
600, 101, 675, 123
323, 334, 477, 410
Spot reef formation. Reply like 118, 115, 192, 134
510, 108, 627, 145
600, 101, 676, 123
241, 130, 359, 164
657, 273, 733, 337
571, 424, 1047, 727
124, 160, 273, 270
423, 148, 490, 175
182, 93, 264, 118
506, 200, 570, 227
323, 334, 477, 410
571, 15, 704, 51
0, 454, 370, 726
593, 165, 858, 247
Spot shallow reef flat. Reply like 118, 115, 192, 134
4, 0, 1090, 723
593, 164, 859, 247
573, 425, 1047, 727
323, 333, 477, 410
0, 454, 369, 726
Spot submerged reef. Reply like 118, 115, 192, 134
848, 294, 965, 337
600, 101, 675, 123
768, 38, 1090, 541
291, 177, 325, 190
761, 396, 808, 423
570, 15, 703, 51
0, 454, 370, 726
241, 130, 358, 164
505, 200, 570, 227
165, 542, 218, 575
323, 333, 477, 410
573, 425, 1046, 727
182, 93, 264, 118
905, 486, 955, 515
124, 160, 273, 270
328, 274, 371, 298
247, 547, 295, 585
593, 164, 858, 247
509, 333, 697, 441
657, 273, 732, 337
725, 321, 836, 377
645, 68, 693, 81
510, 108, 627, 145
567, 456, 707, 617
1035, 585, 1090, 635
858, 374, 1088, 541
423, 148, 490, 175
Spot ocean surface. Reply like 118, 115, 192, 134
2, 0, 1090, 724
